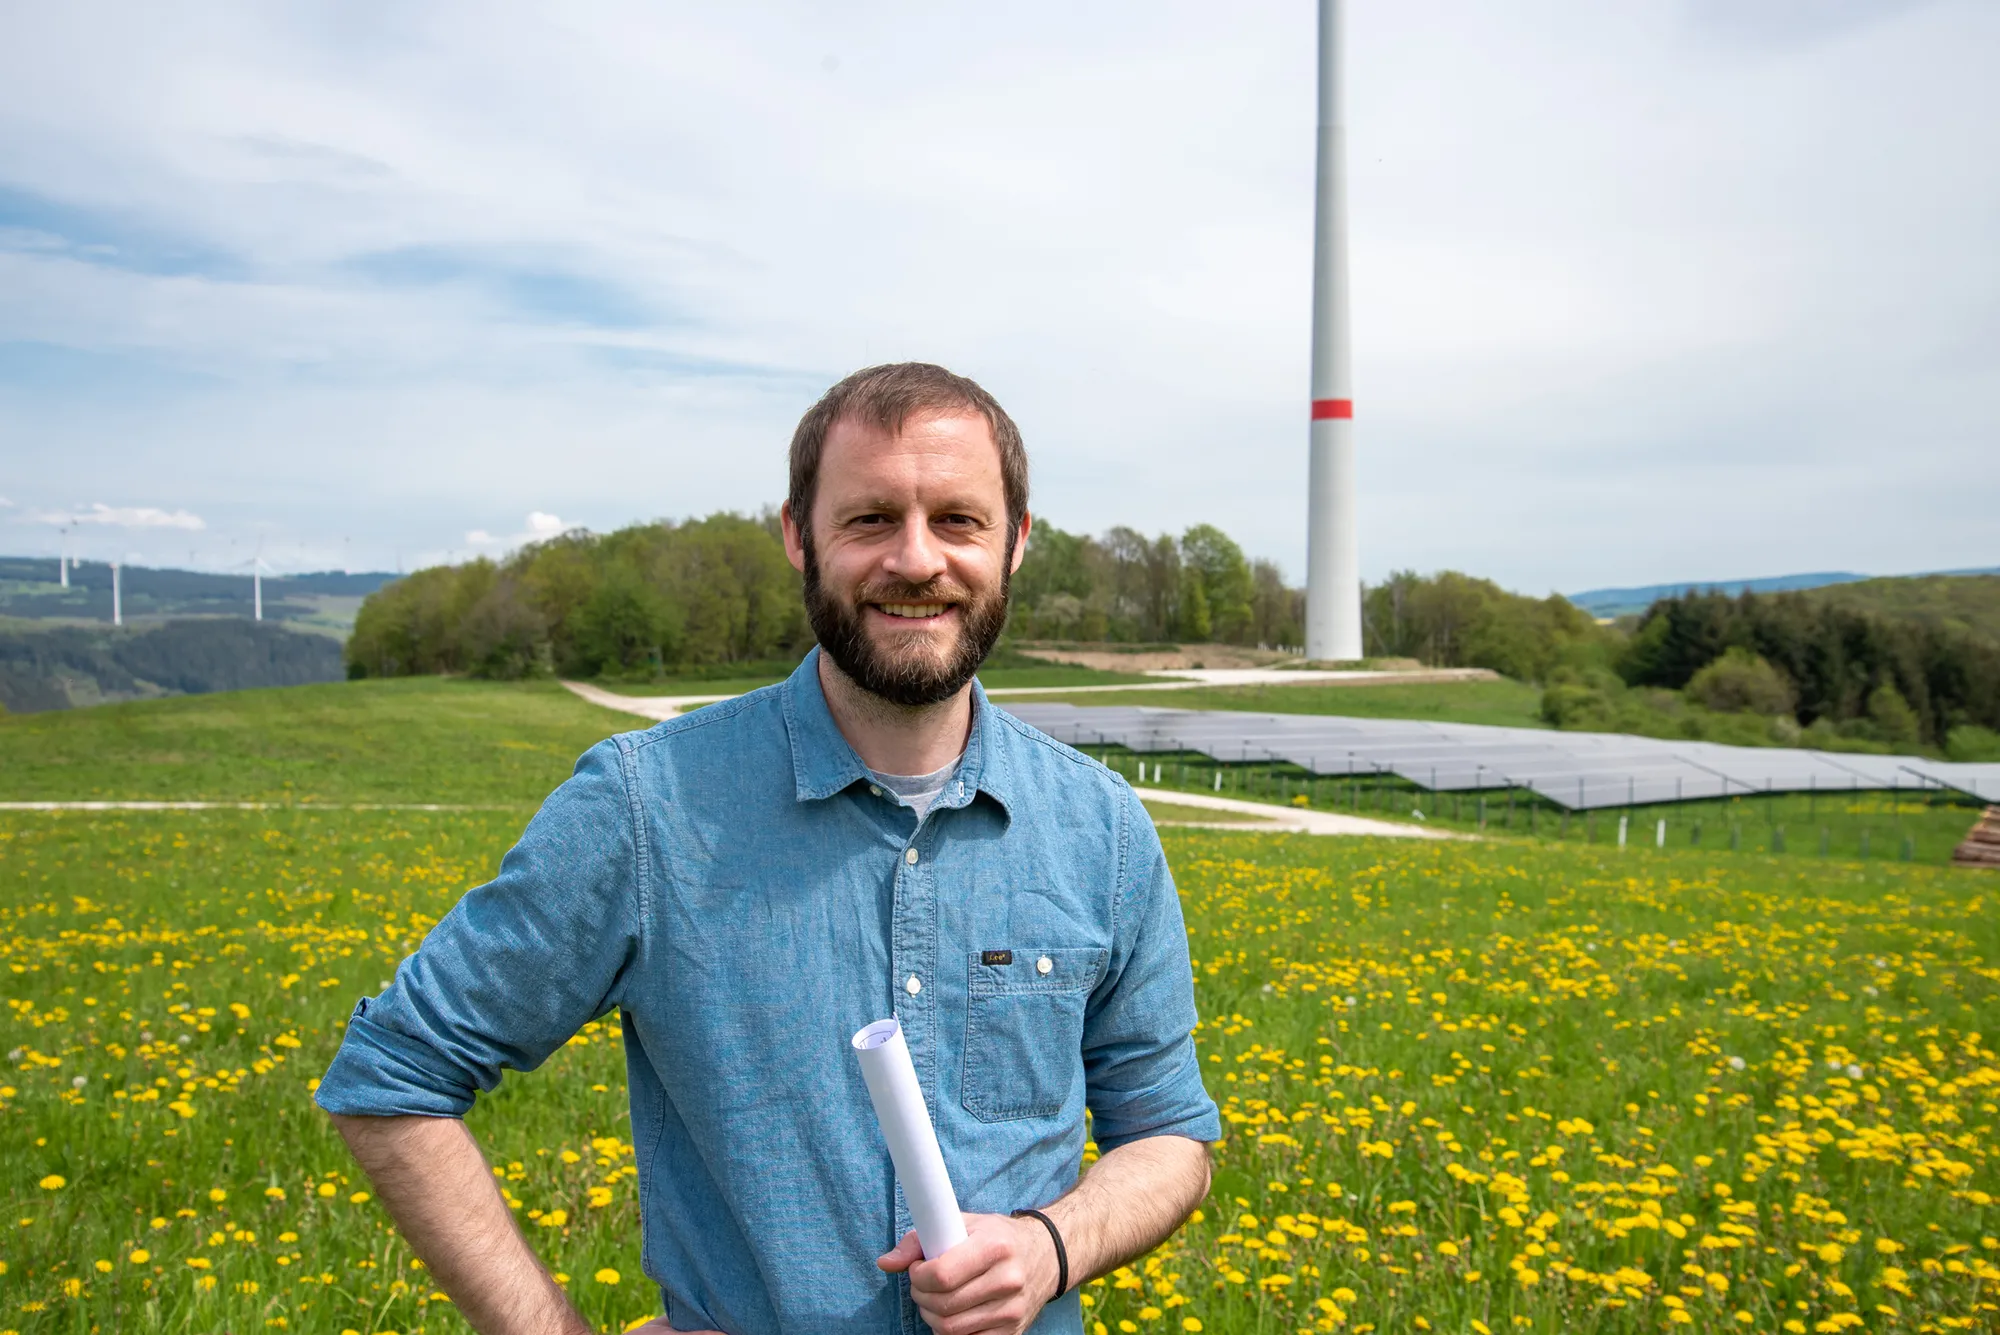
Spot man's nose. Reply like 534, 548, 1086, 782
882, 516, 947, 585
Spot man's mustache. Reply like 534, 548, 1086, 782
851, 580, 972, 607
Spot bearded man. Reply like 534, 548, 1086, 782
316, 363, 1220, 1335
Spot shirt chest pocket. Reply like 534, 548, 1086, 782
962, 947, 1109, 1122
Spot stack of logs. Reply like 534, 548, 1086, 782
1953, 806, 2000, 870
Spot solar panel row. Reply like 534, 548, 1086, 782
1000, 702, 1993, 812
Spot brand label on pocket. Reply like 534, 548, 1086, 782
980, 949, 1014, 966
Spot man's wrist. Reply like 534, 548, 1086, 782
1011, 1207, 1068, 1301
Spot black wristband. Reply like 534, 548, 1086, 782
1011, 1207, 1067, 1302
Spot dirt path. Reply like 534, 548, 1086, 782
1130, 786, 1450, 838
561, 680, 736, 721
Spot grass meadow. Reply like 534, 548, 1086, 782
1022, 679, 1551, 730
0, 680, 632, 805
2, 681, 1997, 1334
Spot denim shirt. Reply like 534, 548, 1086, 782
315, 649, 1220, 1335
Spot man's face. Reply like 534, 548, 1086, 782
783, 409, 1029, 708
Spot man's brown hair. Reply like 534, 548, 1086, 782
787, 362, 1028, 542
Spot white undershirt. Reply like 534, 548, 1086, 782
866, 754, 963, 822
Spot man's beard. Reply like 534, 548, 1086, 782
802, 537, 1012, 708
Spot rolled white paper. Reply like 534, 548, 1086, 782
852, 1018, 967, 1258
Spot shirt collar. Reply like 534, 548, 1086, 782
781, 646, 1016, 822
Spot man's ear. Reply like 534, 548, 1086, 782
1008, 511, 1032, 575
780, 500, 807, 574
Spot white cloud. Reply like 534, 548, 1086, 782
65, 502, 207, 531
466, 510, 569, 551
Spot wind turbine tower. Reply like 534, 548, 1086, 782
1303, 0, 1362, 662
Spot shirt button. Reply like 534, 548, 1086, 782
905, 847, 919, 865
905, 974, 922, 996
869, 785, 882, 797
1037, 955, 1053, 975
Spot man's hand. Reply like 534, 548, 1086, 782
877, 1212, 1058, 1335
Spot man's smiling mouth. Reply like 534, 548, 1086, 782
874, 602, 952, 620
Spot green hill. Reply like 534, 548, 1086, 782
1806, 571, 2000, 646
0, 619, 346, 713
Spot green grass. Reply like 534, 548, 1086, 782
0, 678, 636, 805
977, 664, 1161, 689
1020, 678, 1550, 728
1142, 800, 1273, 825
4, 685, 1997, 1333
4, 816, 1995, 1333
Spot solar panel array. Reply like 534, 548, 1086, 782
1000, 702, 1992, 812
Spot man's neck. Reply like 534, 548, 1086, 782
817, 652, 973, 777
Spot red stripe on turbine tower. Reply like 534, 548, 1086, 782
1311, 399, 1353, 420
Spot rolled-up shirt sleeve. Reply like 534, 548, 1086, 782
315, 738, 643, 1118
1081, 786, 1222, 1153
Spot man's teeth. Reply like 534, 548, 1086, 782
878, 603, 948, 619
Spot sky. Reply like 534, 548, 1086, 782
1, 1, 1995, 593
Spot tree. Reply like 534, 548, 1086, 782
1685, 648, 1795, 717
1250, 560, 1302, 648
1178, 525, 1255, 644
1867, 682, 1920, 747
1176, 567, 1211, 641
569, 563, 681, 675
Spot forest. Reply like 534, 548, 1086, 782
344, 512, 1308, 680
0, 619, 345, 713
340, 511, 2000, 759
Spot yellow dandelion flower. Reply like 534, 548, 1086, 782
317, 1183, 337, 1198
208, 1188, 226, 1203
37, 1175, 65, 1191
595, 1268, 621, 1285
129, 1250, 150, 1265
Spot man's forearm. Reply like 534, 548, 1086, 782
330, 1113, 589, 1335
1039, 1135, 1211, 1293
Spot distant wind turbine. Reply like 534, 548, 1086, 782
238, 542, 273, 621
